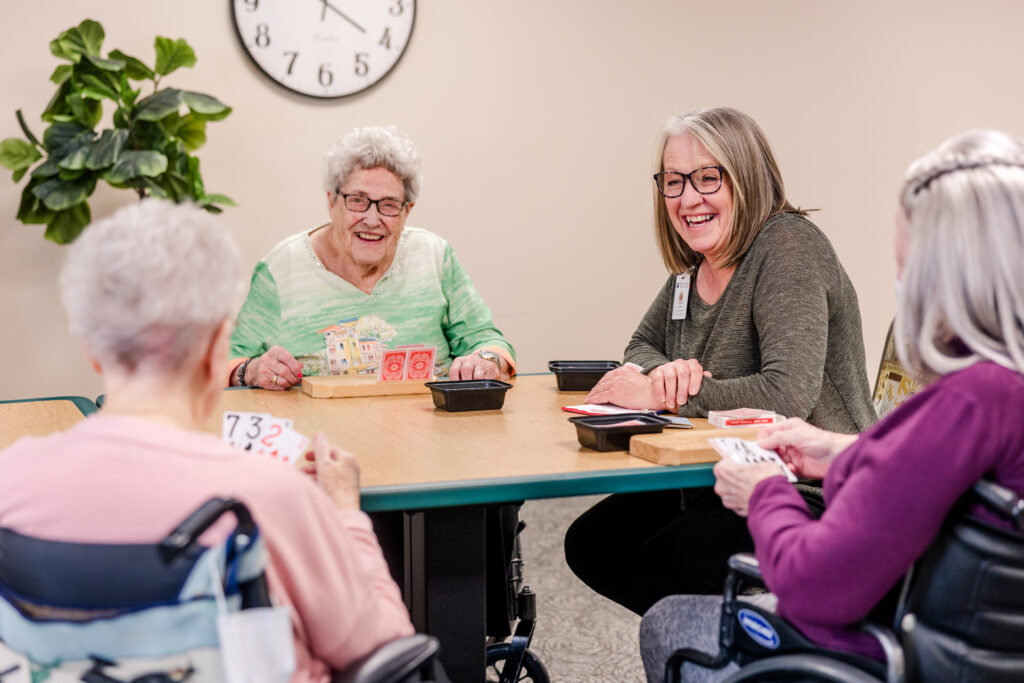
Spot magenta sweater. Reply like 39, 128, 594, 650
747, 361, 1024, 659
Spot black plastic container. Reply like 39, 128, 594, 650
568, 413, 670, 451
548, 360, 621, 391
425, 379, 513, 412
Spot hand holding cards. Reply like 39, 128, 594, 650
222, 411, 309, 465
709, 437, 798, 483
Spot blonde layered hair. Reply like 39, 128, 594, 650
897, 130, 1024, 382
653, 107, 805, 273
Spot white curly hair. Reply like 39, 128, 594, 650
60, 200, 245, 373
321, 125, 422, 202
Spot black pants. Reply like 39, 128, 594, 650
563, 487, 756, 616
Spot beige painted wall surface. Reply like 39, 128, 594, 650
1, 1, 1021, 402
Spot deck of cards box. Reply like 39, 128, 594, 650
707, 408, 780, 428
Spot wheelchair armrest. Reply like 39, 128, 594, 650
972, 480, 1024, 531
727, 553, 762, 582
333, 634, 449, 683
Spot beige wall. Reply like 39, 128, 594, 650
2, 1, 1022, 402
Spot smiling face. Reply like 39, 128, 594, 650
662, 132, 734, 267
326, 165, 412, 275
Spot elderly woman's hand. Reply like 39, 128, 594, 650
247, 346, 303, 390
757, 418, 856, 480
713, 459, 786, 517
585, 365, 663, 410
648, 359, 712, 410
450, 353, 505, 380
301, 432, 360, 510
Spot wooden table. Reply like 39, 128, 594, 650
202, 375, 741, 682
0, 397, 96, 450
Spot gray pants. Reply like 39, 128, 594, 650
639, 593, 778, 683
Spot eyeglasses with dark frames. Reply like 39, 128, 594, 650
335, 191, 407, 217
653, 166, 726, 198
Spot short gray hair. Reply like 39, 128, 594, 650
898, 130, 1024, 381
60, 201, 246, 373
321, 126, 423, 202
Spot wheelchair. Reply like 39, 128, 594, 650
665, 480, 1024, 683
0, 497, 447, 683
484, 503, 549, 683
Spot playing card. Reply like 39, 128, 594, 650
709, 437, 797, 482
405, 346, 436, 380
378, 349, 409, 381
222, 412, 292, 453
254, 424, 309, 465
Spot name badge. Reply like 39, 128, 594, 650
672, 274, 690, 320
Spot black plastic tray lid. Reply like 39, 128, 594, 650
424, 379, 512, 412
548, 360, 622, 391
568, 413, 670, 451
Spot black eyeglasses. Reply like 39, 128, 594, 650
335, 191, 407, 217
653, 166, 725, 198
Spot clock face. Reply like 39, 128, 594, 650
231, 0, 415, 99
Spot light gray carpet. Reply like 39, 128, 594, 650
517, 495, 646, 682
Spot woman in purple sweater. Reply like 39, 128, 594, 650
639, 129, 1024, 682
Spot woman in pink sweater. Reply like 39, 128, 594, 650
0, 201, 413, 681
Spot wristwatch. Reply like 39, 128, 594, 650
474, 349, 502, 370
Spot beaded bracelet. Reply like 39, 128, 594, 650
236, 356, 257, 387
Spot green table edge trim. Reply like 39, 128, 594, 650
360, 463, 714, 511
1, 395, 96, 416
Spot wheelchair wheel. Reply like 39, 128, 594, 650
485, 644, 549, 683
722, 654, 881, 682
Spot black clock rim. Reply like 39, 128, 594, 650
229, 0, 416, 101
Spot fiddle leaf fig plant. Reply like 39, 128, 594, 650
0, 19, 234, 244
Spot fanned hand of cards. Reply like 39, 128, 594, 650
222, 411, 309, 466
709, 437, 798, 483
378, 345, 436, 382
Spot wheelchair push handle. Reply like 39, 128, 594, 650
158, 497, 257, 563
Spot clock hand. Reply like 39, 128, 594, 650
318, 0, 366, 33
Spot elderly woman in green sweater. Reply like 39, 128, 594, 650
565, 107, 876, 614
228, 126, 515, 390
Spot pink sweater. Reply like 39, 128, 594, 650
0, 414, 414, 682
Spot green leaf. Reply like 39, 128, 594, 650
30, 157, 60, 178
17, 179, 56, 224
50, 64, 73, 84
132, 176, 169, 199
84, 53, 125, 72
161, 170, 191, 201
79, 73, 120, 101
135, 88, 183, 121
58, 168, 87, 181
32, 174, 95, 211
41, 81, 72, 123
56, 135, 95, 171
105, 150, 168, 183
0, 138, 42, 171
110, 49, 155, 81
170, 113, 206, 151
85, 129, 129, 170
50, 20, 105, 62
42, 121, 91, 153
199, 192, 236, 207
45, 202, 91, 244
13, 167, 28, 182
66, 93, 103, 129
182, 91, 231, 121
154, 37, 196, 76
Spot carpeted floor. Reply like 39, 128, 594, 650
516, 495, 646, 682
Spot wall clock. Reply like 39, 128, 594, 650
231, 0, 415, 99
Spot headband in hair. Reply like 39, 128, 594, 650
908, 157, 1024, 196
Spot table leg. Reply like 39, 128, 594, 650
405, 506, 487, 683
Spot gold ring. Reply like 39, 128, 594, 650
273, 375, 278, 385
